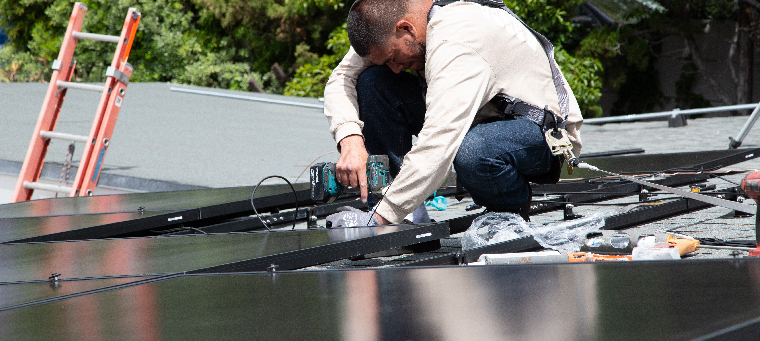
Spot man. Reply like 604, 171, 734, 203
324, 0, 583, 225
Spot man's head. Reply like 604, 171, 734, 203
347, 0, 430, 73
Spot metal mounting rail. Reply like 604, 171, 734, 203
72, 31, 121, 43
170, 87, 325, 109
585, 102, 760, 124
188, 222, 450, 273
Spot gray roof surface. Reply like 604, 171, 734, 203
0, 82, 337, 190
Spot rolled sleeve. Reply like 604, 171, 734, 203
324, 47, 375, 144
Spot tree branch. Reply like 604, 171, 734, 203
685, 37, 734, 105
728, 23, 739, 85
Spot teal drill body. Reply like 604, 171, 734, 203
310, 155, 391, 202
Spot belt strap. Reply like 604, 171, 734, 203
491, 94, 563, 132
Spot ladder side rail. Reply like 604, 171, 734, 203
70, 8, 141, 197
11, 3, 88, 203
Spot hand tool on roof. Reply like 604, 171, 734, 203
310, 155, 390, 203
475, 251, 632, 264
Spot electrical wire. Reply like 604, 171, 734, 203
366, 177, 395, 226
711, 174, 741, 186
535, 198, 680, 206
250, 175, 298, 231
560, 169, 754, 183
182, 226, 207, 235
294, 150, 339, 184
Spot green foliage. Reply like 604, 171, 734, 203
189, 0, 349, 73
503, 0, 585, 47
0, 0, 350, 90
555, 49, 603, 118
0, 45, 49, 82
503, 0, 604, 117
284, 23, 348, 97
175, 52, 252, 91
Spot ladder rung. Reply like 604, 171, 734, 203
57, 81, 105, 93
23, 181, 72, 194
72, 31, 121, 43
40, 131, 89, 143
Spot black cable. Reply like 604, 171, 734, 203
250, 175, 298, 231
366, 178, 395, 226
711, 174, 741, 186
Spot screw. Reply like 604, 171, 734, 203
730, 250, 742, 258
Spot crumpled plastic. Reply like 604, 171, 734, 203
326, 207, 379, 228
461, 210, 614, 252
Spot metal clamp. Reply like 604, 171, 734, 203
106, 66, 130, 85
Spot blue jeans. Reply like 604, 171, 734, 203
356, 65, 553, 211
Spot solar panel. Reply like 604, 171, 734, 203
3, 259, 760, 340
0, 223, 448, 283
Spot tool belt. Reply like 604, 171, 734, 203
490, 94, 565, 133
490, 94, 569, 184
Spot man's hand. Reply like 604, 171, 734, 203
337, 135, 370, 203
374, 213, 390, 225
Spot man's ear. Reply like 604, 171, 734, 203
395, 20, 417, 40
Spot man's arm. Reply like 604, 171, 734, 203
324, 47, 376, 202
324, 47, 375, 143
374, 42, 496, 223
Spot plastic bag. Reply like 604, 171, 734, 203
461, 210, 614, 252
461, 213, 524, 250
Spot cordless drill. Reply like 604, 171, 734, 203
310, 155, 391, 202
742, 172, 760, 257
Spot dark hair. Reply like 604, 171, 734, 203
347, 0, 410, 57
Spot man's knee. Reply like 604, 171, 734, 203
356, 65, 400, 97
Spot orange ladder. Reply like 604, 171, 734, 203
12, 2, 141, 202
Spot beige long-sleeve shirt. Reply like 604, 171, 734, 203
324, 2, 583, 223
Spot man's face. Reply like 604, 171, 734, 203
367, 36, 426, 74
